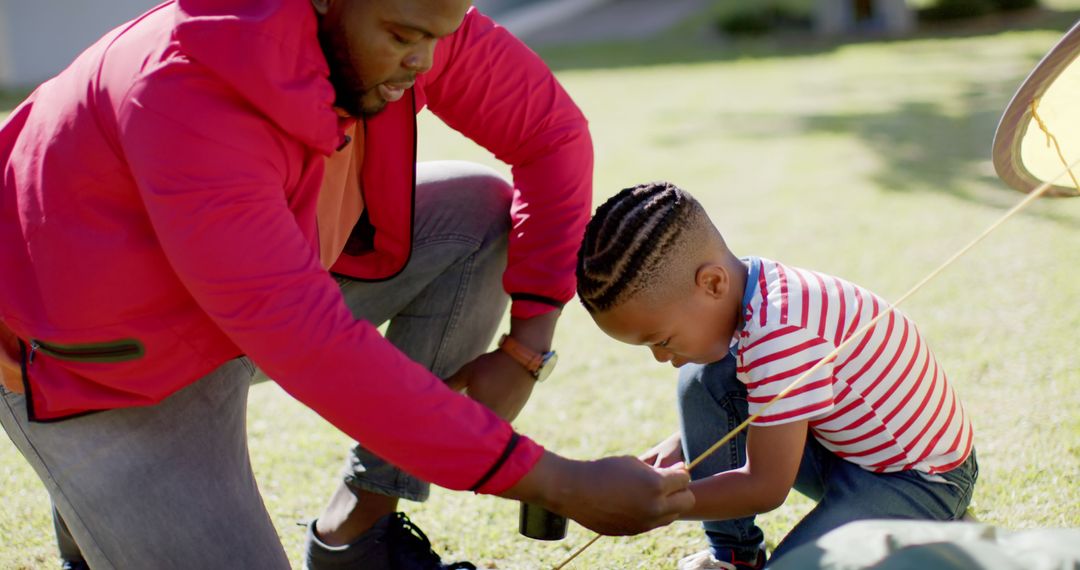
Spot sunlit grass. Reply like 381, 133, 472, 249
3, 15, 1079, 570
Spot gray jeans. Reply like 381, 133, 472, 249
0, 161, 513, 569
337, 161, 511, 502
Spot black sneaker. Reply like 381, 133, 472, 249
385, 513, 476, 570
305, 512, 477, 570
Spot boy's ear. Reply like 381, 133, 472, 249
696, 264, 729, 300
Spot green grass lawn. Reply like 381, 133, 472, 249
3, 11, 1080, 570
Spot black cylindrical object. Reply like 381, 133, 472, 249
518, 502, 568, 540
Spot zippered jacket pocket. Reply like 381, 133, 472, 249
30, 339, 145, 363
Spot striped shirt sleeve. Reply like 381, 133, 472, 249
738, 324, 837, 426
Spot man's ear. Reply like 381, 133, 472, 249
696, 264, 729, 300
311, 0, 332, 16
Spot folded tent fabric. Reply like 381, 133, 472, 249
770, 520, 1080, 570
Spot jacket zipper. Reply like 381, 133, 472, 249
30, 339, 144, 363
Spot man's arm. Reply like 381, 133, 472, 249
421, 8, 593, 321
681, 420, 808, 521
422, 9, 592, 414
116, 66, 542, 495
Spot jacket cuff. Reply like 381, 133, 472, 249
471, 432, 545, 495
510, 296, 566, 320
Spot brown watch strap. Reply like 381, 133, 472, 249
498, 334, 543, 374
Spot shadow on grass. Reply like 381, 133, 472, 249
802, 100, 1080, 226
796, 98, 1080, 227
652, 83, 1080, 226
799, 97, 1004, 200
543, 7, 1080, 224
535, 7, 1080, 72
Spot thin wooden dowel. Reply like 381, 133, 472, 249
551, 534, 602, 570
550, 154, 1079, 570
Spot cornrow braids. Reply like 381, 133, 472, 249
576, 181, 699, 313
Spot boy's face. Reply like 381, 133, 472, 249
592, 265, 740, 368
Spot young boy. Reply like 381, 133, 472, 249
576, 182, 977, 569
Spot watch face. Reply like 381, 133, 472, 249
536, 351, 558, 382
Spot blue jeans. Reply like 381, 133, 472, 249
1, 161, 514, 569
678, 354, 978, 564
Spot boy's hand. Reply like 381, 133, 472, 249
503, 452, 695, 536
681, 420, 808, 521
639, 431, 684, 468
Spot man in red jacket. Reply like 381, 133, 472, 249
0, 0, 694, 569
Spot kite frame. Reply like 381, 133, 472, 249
993, 19, 1080, 197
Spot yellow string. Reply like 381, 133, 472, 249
1030, 98, 1080, 194
551, 105, 1080, 570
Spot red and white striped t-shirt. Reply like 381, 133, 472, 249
735, 257, 973, 474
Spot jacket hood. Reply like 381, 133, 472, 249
174, 0, 341, 154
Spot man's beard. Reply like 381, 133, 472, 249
316, 19, 378, 117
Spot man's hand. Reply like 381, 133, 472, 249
559, 456, 695, 536
445, 311, 561, 421
502, 452, 695, 536
639, 431, 684, 468
446, 350, 534, 421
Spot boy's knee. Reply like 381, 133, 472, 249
678, 356, 748, 420
677, 363, 708, 403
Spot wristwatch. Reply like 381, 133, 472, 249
497, 334, 558, 382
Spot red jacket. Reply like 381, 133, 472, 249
0, 0, 593, 494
